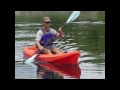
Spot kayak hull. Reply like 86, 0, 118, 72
23, 45, 80, 65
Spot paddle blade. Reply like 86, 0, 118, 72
24, 54, 37, 63
66, 11, 80, 24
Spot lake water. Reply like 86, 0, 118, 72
15, 13, 105, 79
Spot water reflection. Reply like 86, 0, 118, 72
37, 67, 56, 79
36, 63, 81, 79
15, 62, 81, 79
36, 64, 63, 79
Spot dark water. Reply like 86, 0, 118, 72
15, 14, 105, 79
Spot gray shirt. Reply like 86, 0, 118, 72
36, 28, 59, 41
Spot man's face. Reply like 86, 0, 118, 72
43, 21, 51, 28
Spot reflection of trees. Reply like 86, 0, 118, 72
84, 24, 105, 54
60, 23, 105, 56
67, 24, 105, 55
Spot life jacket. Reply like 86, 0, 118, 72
40, 28, 54, 46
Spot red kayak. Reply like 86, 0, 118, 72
23, 45, 80, 65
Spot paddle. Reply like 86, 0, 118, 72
24, 11, 80, 64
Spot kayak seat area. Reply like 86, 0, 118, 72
27, 45, 67, 54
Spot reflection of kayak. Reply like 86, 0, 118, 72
40, 64, 81, 79
23, 45, 80, 65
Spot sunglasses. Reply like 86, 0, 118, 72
44, 22, 50, 24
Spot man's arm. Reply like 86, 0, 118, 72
36, 40, 44, 50
36, 30, 44, 50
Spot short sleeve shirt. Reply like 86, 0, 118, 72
36, 28, 58, 41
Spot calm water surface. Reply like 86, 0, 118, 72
15, 18, 105, 79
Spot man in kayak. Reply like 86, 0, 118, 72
36, 16, 63, 54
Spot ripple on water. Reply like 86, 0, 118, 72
79, 62, 105, 79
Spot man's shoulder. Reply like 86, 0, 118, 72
38, 27, 42, 31
37, 29, 43, 34
50, 28, 56, 31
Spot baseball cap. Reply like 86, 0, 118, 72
43, 17, 51, 22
